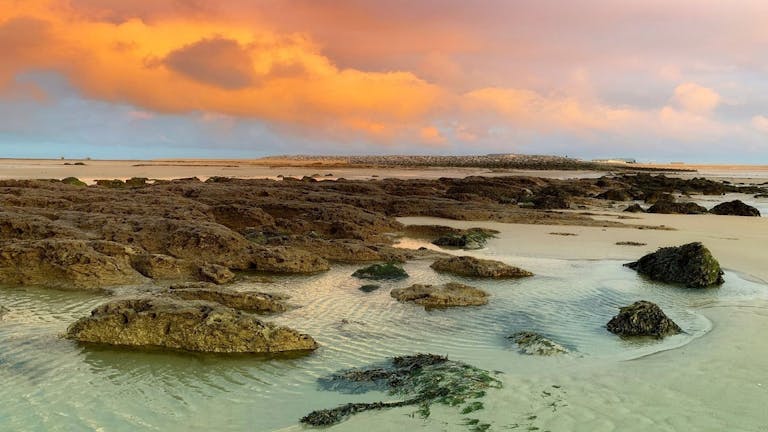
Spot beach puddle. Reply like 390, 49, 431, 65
0, 243, 767, 431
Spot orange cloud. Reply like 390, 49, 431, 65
0, 0, 443, 140
671, 82, 720, 115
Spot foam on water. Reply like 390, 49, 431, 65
0, 241, 767, 431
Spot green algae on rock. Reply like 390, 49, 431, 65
624, 242, 724, 288
606, 300, 682, 338
508, 331, 569, 356
352, 263, 409, 281
66, 298, 317, 353
301, 354, 501, 428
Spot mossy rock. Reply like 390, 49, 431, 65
352, 263, 408, 281
358, 284, 381, 293
625, 242, 723, 288
61, 177, 86, 187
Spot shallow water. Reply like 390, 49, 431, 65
1, 241, 767, 431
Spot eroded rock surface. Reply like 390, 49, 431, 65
66, 298, 315, 353
167, 282, 289, 313
606, 300, 682, 338
352, 263, 409, 281
625, 242, 724, 288
390, 282, 489, 309
430, 256, 533, 279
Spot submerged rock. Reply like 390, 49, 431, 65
302, 354, 501, 428
390, 282, 489, 309
709, 200, 761, 217
647, 201, 708, 214
606, 300, 682, 338
0, 305, 7, 318
65, 298, 316, 353
625, 242, 724, 288
430, 256, 533, 279
167, 282, 289, 313
352, 263, 409, 281
358, 284, 381, 293
508, 331, 569, 356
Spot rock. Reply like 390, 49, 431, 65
198, 263, 235, 284
390, 282, 489, 309
352, 263, 409, 281
531, 194, 570, 210
647, 201, 708, 214
0, 239, 147, 290
430, 256, 533, 279
709, 200, 761, 217
625, 242, 724, 288
168, 282, 288, 313
623, 203, 645, 213
131, 253, 194, 280
95, 179, 125, 188
432, 230, 493, 250
508, 331, 568, 355
250, 246, 330, 273
643, 191, 675, 204
0, 304, 7, 318
65, 298, 315, 353
358, 284, 381, 293
60, 177, 87, 187
606, 300, 682, 338
596, 189, 632, 201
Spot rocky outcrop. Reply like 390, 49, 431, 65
430, 256, 533, 279
390, 283, 489, 309
647, 201, 708, 214
130, 253, 194, 280
65, 298, 316, 353
432, 229, 495, 250
352, 263, 409, 280
167, 282, 288, 313
596, 189, 632, 201
606, 300, 682, 338
197, 263, 236, 284
508, 331, 568, 355
0, 239, 147, 290
709, 200, 761, 217
625, 242, 724, 288
250, 246, 329, 273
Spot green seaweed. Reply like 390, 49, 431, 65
351, 263, 409, 281
302, 353, 501, 429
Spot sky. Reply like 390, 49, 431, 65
1, 0, 768, 162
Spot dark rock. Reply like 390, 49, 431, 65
596, 189, 632, 201
358, 284, 381, 293
65, 297, 315, 353
709, 200, 761, 217
430, 256, 533, 279
624, 242, 724, 288
623, 204, 645, 213
643, 191, 675, 204
508, 331, 568, 355
647, 201, 708, 214
352, 263, 409, 281
531, 194, 570, 210
432, 230, 493, 250
391, 282, 489, 309
606, 300, 682, 338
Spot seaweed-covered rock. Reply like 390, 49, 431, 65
606, 300, 682, 338
167, 282, 288, 313
391, 283, 489, 309
623, 203, 645, 213
60, 177, 87, 187
624, 242, 724, 288
643, 191, 675, 204
430, 256, 533, 279
647, 201, 707, 214
596, 189, 632, 201
432, 230, 495, 250
709, 200, 761, 217
508, 331, 568, 356
65, 298, 315, 353
302, 354, 501, 428
352, 263, 409, 280
358, 284, 381, 293
531, 194, 569, 210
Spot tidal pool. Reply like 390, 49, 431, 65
0, 239, 767, 431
